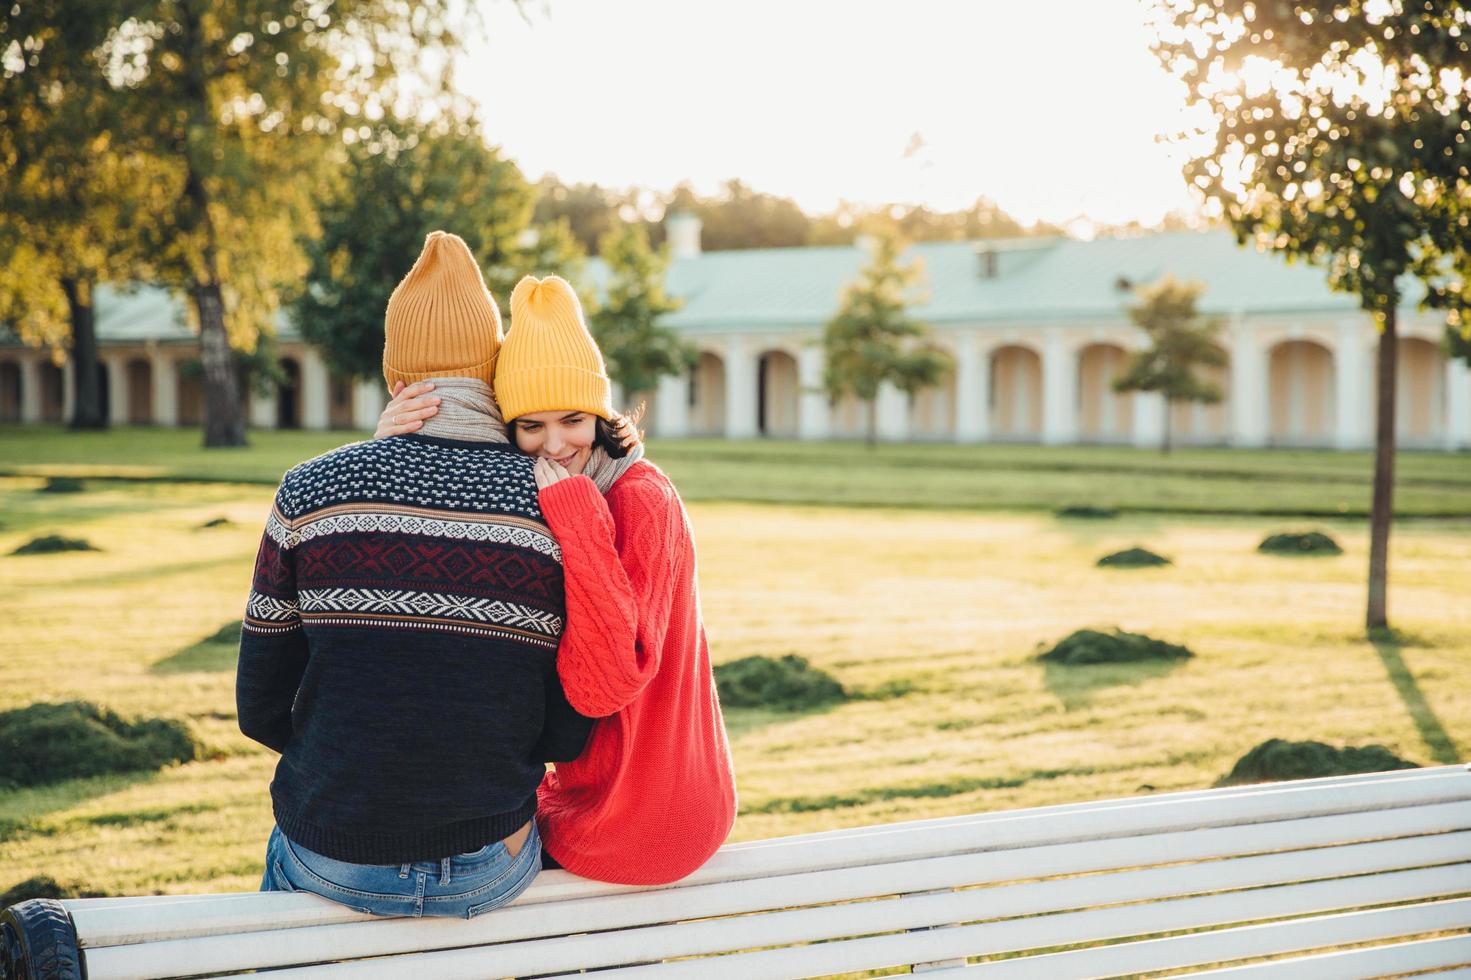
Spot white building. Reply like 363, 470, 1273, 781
2, 221, 1468, 451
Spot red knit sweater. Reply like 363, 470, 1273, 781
535, 461, 737, 884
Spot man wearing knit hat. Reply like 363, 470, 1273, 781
238, 231, 590, 918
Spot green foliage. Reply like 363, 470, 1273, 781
1036, 628, 1194, 665
294, 116, 535, 380
668, 179, 811, 251
533, 177, 637, 255
809, 196, 1054, 246
822, 229, 954, 446
713, 655, 848, 711
1149, 1, 1471, 326
1217, 738, 1419, 786
1116, 276, 1227, 453
39, 477, 84, 493
590, 223, 693, 399
11, 535, 98, 555
0, 701, 199, 790
0, 875, 110, 907
1097, 548, 1172, 568
1446, 324, 1471, 368
1258, 531, 1343, 556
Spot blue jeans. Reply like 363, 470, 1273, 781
258, 821, 540, 918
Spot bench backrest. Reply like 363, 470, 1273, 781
53, 763, 1471, 979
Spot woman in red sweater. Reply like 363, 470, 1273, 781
377, 275, 736, 885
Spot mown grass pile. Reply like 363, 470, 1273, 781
1217, 737, 1419, 786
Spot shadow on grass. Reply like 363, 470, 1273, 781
151, 620, 241, 675
0, 769, 164, 846
1370, 628, 1461, 765
1040, 658, 1186, 712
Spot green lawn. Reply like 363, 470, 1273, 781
2, 423, 1469, 516
1, 472, 1468, 900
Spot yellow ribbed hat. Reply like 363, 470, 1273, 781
382, 230, 503, 389
495, 275, 612, 422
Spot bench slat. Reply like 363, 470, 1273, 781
65, 786, 1471, 948
161, 863, 1471, 980
928, 899, 1471, 980
733, 764, 1471, 847
1170, 933, 1471, 978
66, 812, 1471, 965
77, 829, 1471, 978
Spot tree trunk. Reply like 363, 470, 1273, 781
1161, 396, 1173, 456
178, 0, 246, 448
60, 277, 106, 430
193, 279, 246, 447
865, 397, 877, 449
1366, 308, 1398, 632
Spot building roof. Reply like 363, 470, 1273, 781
1, 230, 1420, 348
647, 230, 1419, 332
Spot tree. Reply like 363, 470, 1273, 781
1115, 276, 1228, 455
533, 177, 635, 256
0, 4, 161, 429
588, 224, 692, 405
822, 230, 953, 447
294, 116, 535, 381
106, 0, 480, 447
1150, 0, 1471, 631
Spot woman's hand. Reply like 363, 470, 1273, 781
533, 457, 575, 491
374, 381, 441, 439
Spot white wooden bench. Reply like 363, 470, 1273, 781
4, 763, 1469, 979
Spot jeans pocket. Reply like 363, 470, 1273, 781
271, 859, 299, 892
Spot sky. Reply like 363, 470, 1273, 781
457, 0, 1203, 229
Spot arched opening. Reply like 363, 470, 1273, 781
1394, 337, 1444, 446
126, 358, 153, 424
0, 361, 20, 422
989, 345, 1042, 440
276, 357, 302, 430
1268, 340, 1336, 446
1167, 359, 1231, 446
39, 361, 64, 422
689, 351, 726, 437
911, 370, 957, 441
757, 350, 799, 438
1077, 343, 1134, 443
328, 371, 355, 430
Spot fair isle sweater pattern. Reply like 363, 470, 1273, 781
242, 437, 564, 648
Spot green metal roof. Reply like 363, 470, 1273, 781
0, 230, 1424, 349
634, 230, 1421, 332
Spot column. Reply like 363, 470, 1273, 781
797, 345, 829, 441
249, 384, 275, 429
656, 371, 691, 439
299, 347, 331, 431
107, 356, 129, 426
875, 381, 910, 442
1334, 319, 1370, 450
1447, 356, 1471, 451
1132, 391, 1165, 449
1229, 319, 1268, 447
723, 338, 758, 439
954, 334, 989, 443
150, 352, 178, 426
60, 359, 75, 424
1041, 329, 1077, 445
18, 357, 41, 422
352, 379, 384, 431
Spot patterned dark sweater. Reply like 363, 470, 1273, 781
237, 432, 590, 864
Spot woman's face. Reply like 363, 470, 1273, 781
513, 410, 597, 475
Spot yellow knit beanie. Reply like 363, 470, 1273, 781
495, 275, 613, 421
382, 230, 503, 389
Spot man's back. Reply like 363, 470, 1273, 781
237, 431, 587, 864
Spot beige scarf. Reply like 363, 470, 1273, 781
416, 377, 642, 495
